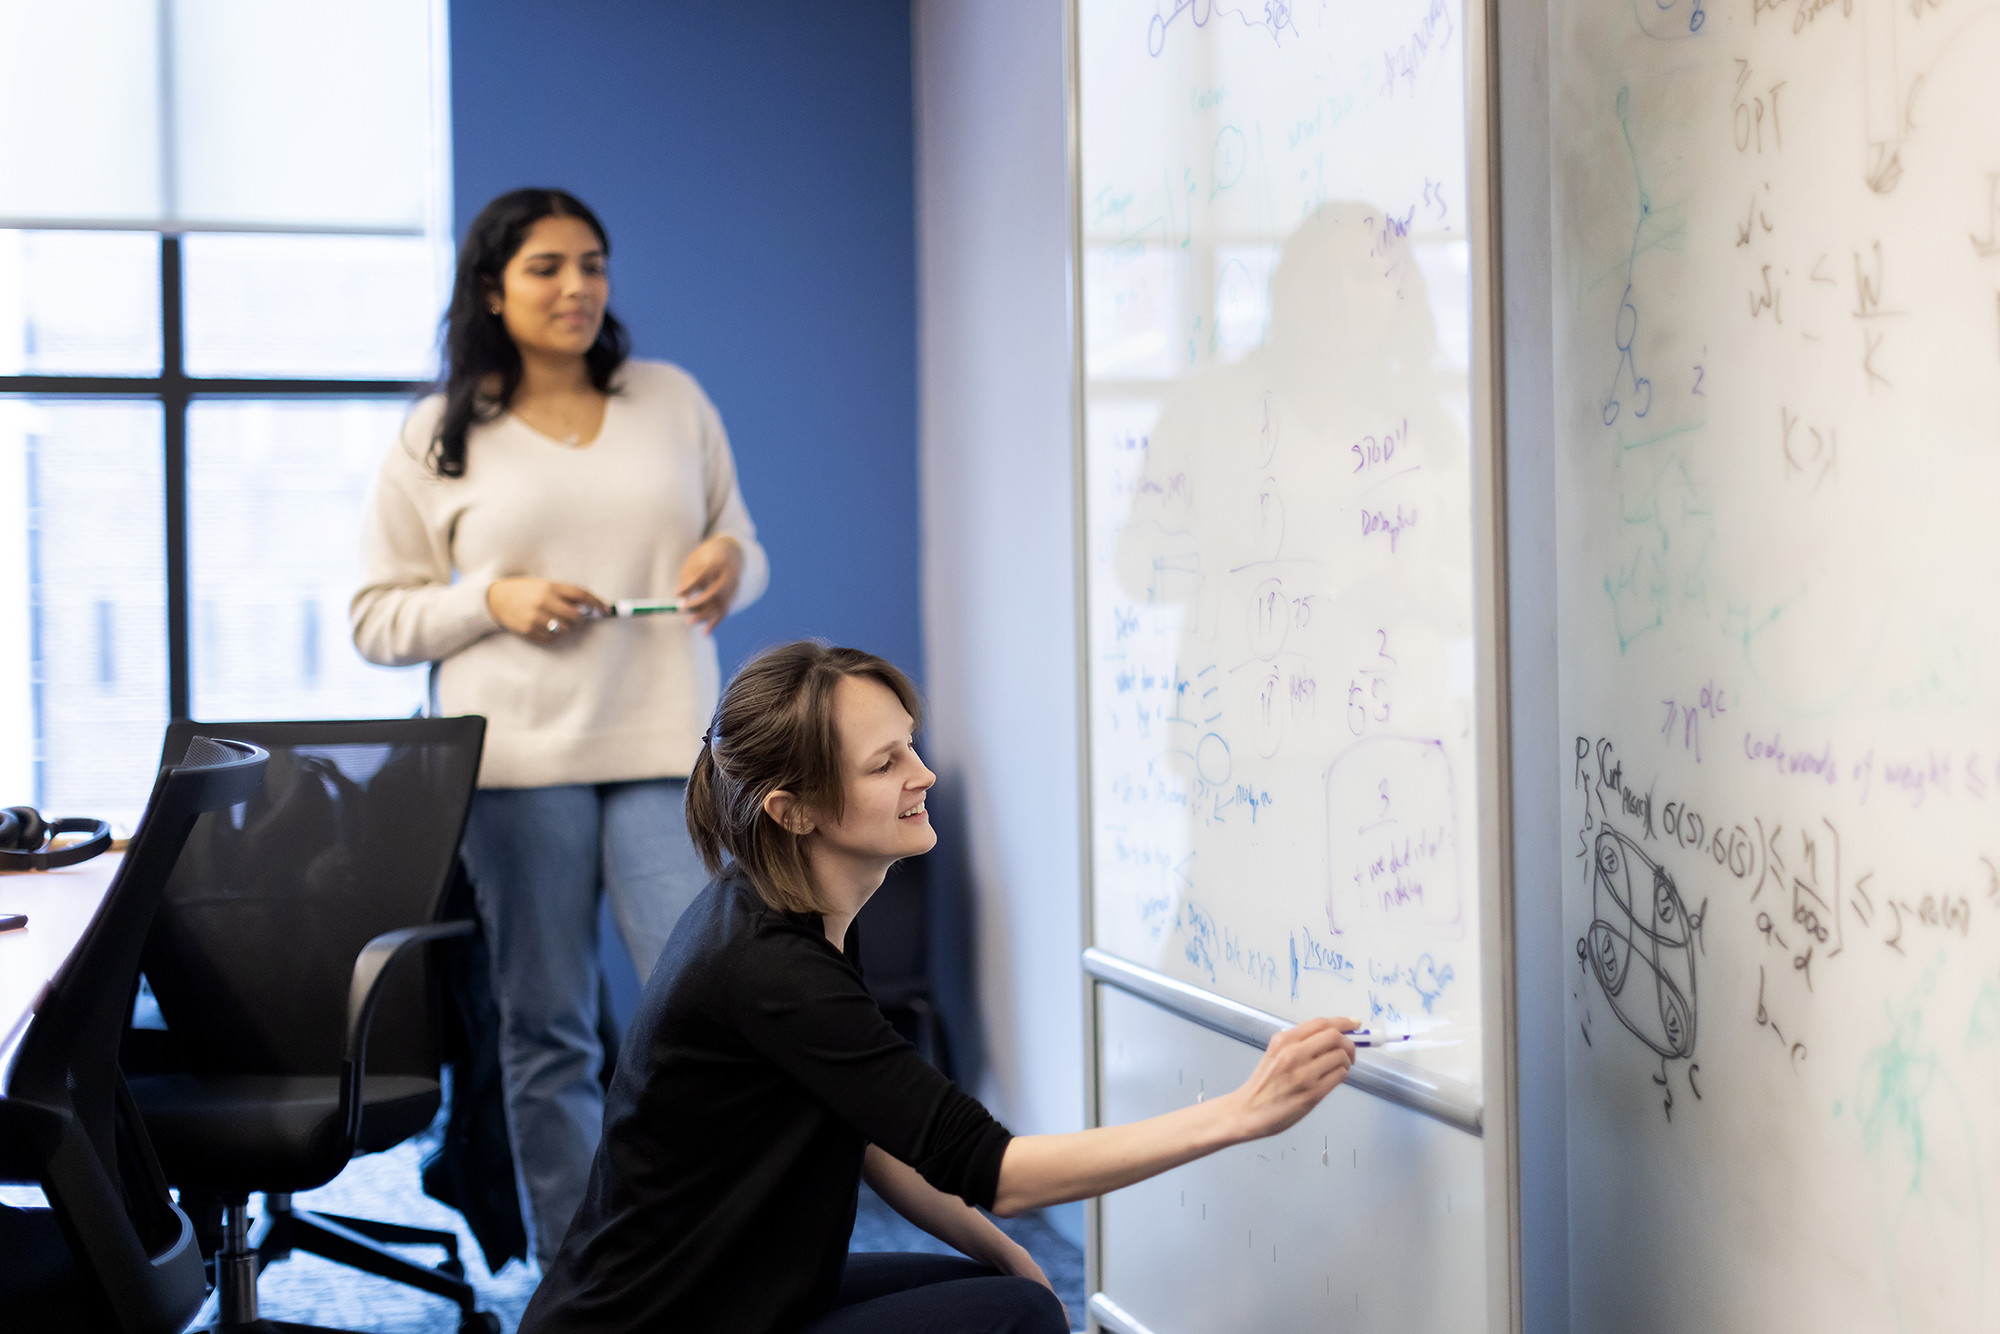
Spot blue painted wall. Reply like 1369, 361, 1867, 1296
450, 0, 921, 688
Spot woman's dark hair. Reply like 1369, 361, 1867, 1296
688, 641, 925, 916
429, 187, 631, 477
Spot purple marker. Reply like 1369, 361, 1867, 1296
1345, 1028, 1412, 1048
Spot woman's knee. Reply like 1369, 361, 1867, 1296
807, 1274, 1070, 1334
989, 1277, 1069, 1334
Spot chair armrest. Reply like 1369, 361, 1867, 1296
343, 920, 475, 1067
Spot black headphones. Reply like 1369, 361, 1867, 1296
0, 806, 113, 871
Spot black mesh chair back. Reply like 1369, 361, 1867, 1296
0, 735, 267, 1333
142, 717, 485, 1084
125, 716, 498, 1333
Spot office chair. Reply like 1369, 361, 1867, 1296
0, 736, 268, 1334
126, 717, 497, 1334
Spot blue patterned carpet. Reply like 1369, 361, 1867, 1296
9, 1134, 1085, 1332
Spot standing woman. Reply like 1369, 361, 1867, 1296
351, 187, 770, 1266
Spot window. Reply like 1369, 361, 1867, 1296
0, 1, 452, 828
187, 398, 426, 721
5, 399, 167, 820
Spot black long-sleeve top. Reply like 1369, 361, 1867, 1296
519, 868, 1013, 1333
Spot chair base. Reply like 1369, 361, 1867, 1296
261, 1195, 476, 1311
202, 1193, 496, 1334
197, 1318, 499, 1334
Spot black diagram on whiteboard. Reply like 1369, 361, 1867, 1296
1579, 826, 1705, 1119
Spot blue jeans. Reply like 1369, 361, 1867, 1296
804, 1254, 1069, 1333
458, 779, 707, 1268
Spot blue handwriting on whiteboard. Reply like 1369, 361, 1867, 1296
1371, 954, 1457, 1014
1175, 900, 1281, 992
1289, 927, 1359, 1000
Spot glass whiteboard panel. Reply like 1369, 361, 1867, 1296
1077, 0, 1482, 1091
1551, 0, 2000, 1325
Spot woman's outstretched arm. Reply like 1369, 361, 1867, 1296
989, 1017, 1357, 1218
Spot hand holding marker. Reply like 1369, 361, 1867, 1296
1346, 1017, 1464, 1051
581, 535, 745, 632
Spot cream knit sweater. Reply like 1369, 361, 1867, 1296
351, 360, 769, 788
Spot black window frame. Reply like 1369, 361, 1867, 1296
0, 232, 430, 721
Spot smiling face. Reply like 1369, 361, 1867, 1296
489, 214, 608, 360
802, 674, 938, 884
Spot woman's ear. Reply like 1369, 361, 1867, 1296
761, 789, 815, 837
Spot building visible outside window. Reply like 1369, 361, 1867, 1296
301, 599, 321, 687
0, 0, 453, 828
94, 600, 116, 688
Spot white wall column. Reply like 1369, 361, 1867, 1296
913, 0, 1082, 1157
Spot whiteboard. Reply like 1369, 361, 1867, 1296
1076, 0, 1487, 1095
1094, 983, 1486, 1332
1550, 0, 2000, 1326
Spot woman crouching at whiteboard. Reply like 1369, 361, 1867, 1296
517, 641, 1360, 1334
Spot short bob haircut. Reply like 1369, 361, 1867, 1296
687, 641, 924, 916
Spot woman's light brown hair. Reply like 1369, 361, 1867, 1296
686, 640, 923, 915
